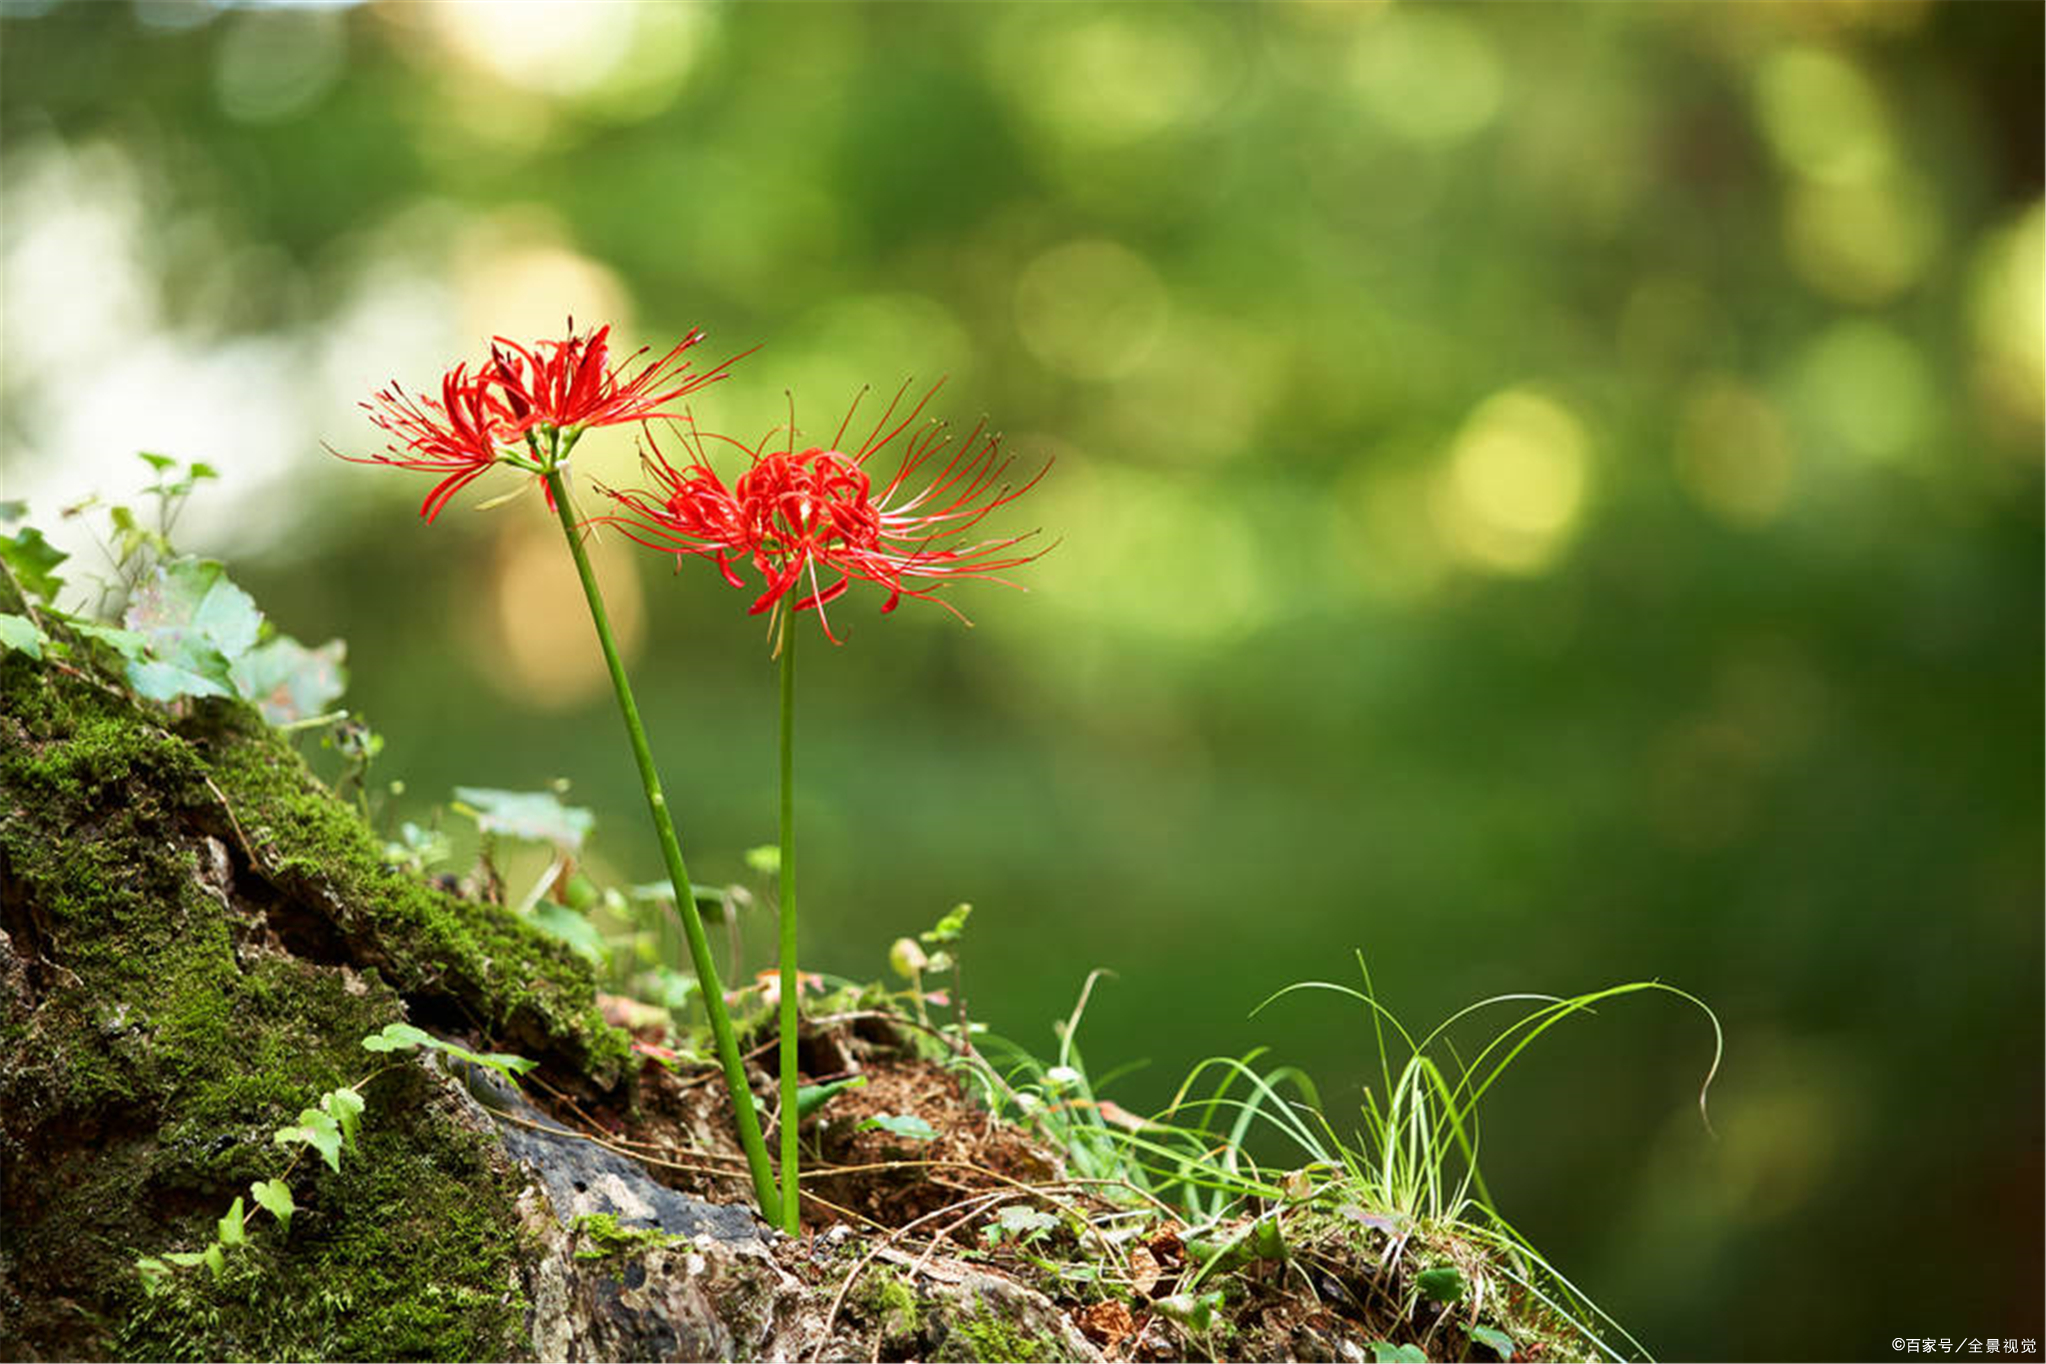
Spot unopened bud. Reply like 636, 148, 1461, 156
889, 937, 929, 979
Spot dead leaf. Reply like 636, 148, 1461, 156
1128, 1244, 1161, 1298
1077, 1300, 1136, 1350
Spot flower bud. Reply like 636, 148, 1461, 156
889, 937, 929, 979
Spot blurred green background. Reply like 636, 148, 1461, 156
3, 1, 2039, 1358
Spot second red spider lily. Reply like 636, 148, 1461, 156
598, 381, 1049, 642
598, 381, 1047, 1235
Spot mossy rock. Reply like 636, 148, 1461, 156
0, 645, 625, 1360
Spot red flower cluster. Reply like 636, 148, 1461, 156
600, 382, 1047, 641
341, 325, 732, 521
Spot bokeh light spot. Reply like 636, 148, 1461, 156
1967, 199, 2045, 431
1433, 389, 1592, 575
1753, 45, 1894, 186
1784, 175, 1939, 304
1347, 8, 1503, 146
1674, 377, 1796, 528
1014, 239, 1169, 381
427, 0, 640, 100
988, 9, 1232, 149
213, 5, 347, 124
1790, 320, 1934, 465
481, 513, 645, 710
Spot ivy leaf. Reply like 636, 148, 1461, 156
125, 558, 263, 660
453, 786, 594, 851
321, 1087, 365, 1154
229, 635, 347, 724
1415, 1265, 1466, 1305
0, 613, 46, 660
250, 1178, 295, 1234
127, 656, 235, 704
201, 1243, 226, 1278
72, 621, 148, 661
0, 524, 66, 601
162, 1250, 210, 1268
217, 1196, 247, 1247
857, 1113, 937, 1142
995, 1205, 1059, 1236
1470, 1325, 1517, 1360
273, 1108, 344, 1173
360, 1021, 436, 1054
124, 558, 263, 703
1153, 1291, 1225, 1333
529, 901, 608, 965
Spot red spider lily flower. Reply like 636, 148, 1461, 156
598, 382, 1048, 642
339, 323, 742, 523
340, 362, 514, 522
488, 324, 739, 442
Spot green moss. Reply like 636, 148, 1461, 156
570, 1212, 684, 1262
188, 702, 628, 1083
854, 1264, 922, 1340
115, 1099, 529, 1362
0, 658, 615, 1360
932, 1305, 1058, 1363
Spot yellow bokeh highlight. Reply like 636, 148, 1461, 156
453, 210, 634, 351
1675, 377, 1796, 528
476, 512, 646, 711
1753, 45, 1894, 186
1432, 389, 1592, 576
1968, 199, 2045, 431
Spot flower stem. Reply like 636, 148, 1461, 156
776, 602, 800, 1234
543, 468, 781, 1226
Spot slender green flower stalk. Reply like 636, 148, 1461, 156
775, 603, 801, 1234
544, 454, 781, 1225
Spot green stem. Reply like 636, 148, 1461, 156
543, 468, 781, 1226
776, 602, 801, 1234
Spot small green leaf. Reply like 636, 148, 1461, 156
162, 1250, 209, 1268
274, 1108, 344, 1172
462, 1048, 538, 1079
995, 1205, 1059, 1236
250, 1178, 294, 1234
0, 613, 45, 660
321, 1088, 366, 1153
795, 1076, 868, 1120
920, 902, 972, 946
1415, 1265, 1466, 1305
453, 786, 594, 850
73, 621, 148, 661
1470, 1325, 1517, 1360
201, 1243, 226, 1278
360, 1021, 436, 1053
1251, 1215, 1287, 1261
125, 558, 263, 662
529, 901, 608, 964
0, 500, 24, 525
217, 1196, 247, 1247
135, 1256, 172, 1294
189, 462, 220, 481
1153, 1291, 1225, 1333
857, 1113, 937, 1142
743, 845, 781, 876
0, 525, 67, 601
229, 634, 347, 724
137, 451, 178, 473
